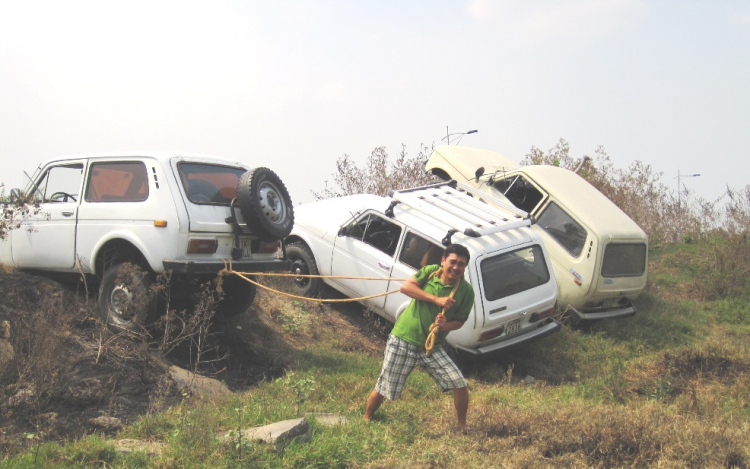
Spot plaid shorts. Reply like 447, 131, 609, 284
375, 334, 467, 400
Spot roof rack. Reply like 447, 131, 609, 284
387, 181, 533, 239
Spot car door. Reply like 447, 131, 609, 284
330, 212, 403, 312
383, 230, 444, 322
11, 161, 86, 269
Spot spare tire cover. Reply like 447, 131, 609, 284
236, 167, 294, 241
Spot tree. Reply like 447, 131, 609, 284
312, 144, 439, 200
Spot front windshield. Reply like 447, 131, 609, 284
480, 245, 551, 301
177, 163, 245, 205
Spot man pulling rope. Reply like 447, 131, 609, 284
364, 244, 475, 432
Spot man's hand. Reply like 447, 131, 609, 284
433, 296, 456, 309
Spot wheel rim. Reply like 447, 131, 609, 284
291, 258, 310, 288
109, 283, 136, 324
258, 181, 287, 225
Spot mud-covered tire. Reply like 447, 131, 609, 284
99, 263, 157, 332
287, 242, 322, 298
237, 167, 294, 241
217, 275, 257, 317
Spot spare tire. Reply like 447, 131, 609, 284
236, 167, 294, 241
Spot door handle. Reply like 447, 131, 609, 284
62, 211, 74, 217
378, 261, 390, 270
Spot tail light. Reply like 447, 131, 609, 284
529, 307, 555, 323
479, 326, 505, 342
187, 239, 218, 254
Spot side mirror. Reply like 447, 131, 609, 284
474, 167, 485, 180
337, 226, 347, 237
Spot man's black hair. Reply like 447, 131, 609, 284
443, 244, 470, 262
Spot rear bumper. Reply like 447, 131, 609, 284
568, 303, 637, 322
163, 258, 291, 275
455, 318, 560, 357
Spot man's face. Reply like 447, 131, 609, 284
441, 253, 468, 283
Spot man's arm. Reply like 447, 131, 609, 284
400, 276, 456, 310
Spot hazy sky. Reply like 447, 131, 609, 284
1, 0, 748, 205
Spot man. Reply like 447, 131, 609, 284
364, 244, 475, 430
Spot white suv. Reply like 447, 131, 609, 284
285, 182, 560, 358
0, 152, 294, 330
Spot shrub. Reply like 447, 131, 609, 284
313, 144, 439, 200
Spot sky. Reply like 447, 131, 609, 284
1, 0, 748, 206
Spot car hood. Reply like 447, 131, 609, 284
426, 145, 519, 181
292, 194, 391, 238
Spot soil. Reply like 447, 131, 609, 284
0, 269, 388, 456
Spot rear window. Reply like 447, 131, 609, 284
85, 162, 148, 203
480, 245, 551, 301
178, 163, 245, 205
537, 202, 587, 257
602, 243, 647, 277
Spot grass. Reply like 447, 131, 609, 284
3, 243, 750, 468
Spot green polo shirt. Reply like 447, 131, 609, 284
391, 264, 475, 347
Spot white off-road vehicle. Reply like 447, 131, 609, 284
426, 145, 648, 322
286, 182, 560, 359
0, 152, 294, 330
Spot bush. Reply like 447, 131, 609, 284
313, 144, 439, 200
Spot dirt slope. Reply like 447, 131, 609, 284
0, 268, 387, 456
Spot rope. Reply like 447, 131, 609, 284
424, 268, 461, 356
217, 261, 409, 303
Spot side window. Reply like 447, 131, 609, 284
537, 202, 587, 257
85, 162, 149, 203
31, 164, 84, 203
344, 213, 402, 257
398, 232, 443, 270
492, 175, 544, 213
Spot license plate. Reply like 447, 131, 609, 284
505, 318, 522, 335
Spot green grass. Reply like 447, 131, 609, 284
3, 242, 750, 468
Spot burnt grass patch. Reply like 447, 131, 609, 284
0, 269, 289, 456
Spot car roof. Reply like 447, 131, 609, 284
38, 151, 246, 168
519, 165, 647, 237
390, 202, 536, 254
295, 191, 539, 255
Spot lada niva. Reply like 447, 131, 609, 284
426, 145, 648, 322
285, 182, 560, 358
0, 152, 294, 330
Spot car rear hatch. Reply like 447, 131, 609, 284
576, 240, 647, 319
163, 158, 289, 274
456, 243, 559, 356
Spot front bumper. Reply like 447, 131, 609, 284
163, 258, 291, 275
454, 318, 561, 357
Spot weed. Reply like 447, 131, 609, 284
277, 371, 317, 416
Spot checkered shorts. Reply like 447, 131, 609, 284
375, 334, 467, 400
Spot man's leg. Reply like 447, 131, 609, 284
453, 386, 469, 429
364, 389, 385, 421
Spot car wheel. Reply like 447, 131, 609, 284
99, 263, 157, 332
236, 167, 294, 241
217, 274, 257, 317
287, 242, 321, 298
